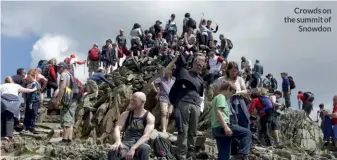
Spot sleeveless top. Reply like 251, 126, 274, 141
123, 111, 149, 142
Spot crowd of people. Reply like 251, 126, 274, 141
1, 12, 337, 160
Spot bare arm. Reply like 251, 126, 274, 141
216, 108, 230, 129
56, 80, 66, 102
113, 111, 128, 144
131, 113, 155, 150
151, 82, 159, 93
18, 86, 36, 93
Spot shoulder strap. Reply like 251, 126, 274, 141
143, 111, 149, 128
258, 96, 265, 108
123, 110, 133, 132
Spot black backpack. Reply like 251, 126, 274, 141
288, 76, 296, 89
187, 18, 197, 29
303, 92, 314, 102
152, 136, 176, 160
42, 64, 50, 78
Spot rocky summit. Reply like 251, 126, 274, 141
1, 57, 336, 160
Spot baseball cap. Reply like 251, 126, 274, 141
57, 62, 68, 68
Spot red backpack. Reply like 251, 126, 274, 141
88, 48, 99, 61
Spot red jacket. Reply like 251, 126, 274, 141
332, 104, 337, 125
249, 98, 266, 117
49, 65, 57, 82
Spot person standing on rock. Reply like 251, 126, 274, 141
87, 44, 101, 77
1, 76, 37, 142
269, 90, 283, 146
23, 69, 42, 134
53, 62, 78, 145
169, 53, 205, 160
281, 72, 291, 108
152, 69, 175, 133
108, 92, 155, 160
325, 95, 337, 147
211, 81, 251, 160
84, 67, 115, 100
248, 88, 276, 147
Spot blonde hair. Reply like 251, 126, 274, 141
219, 81, 236, 94
27, 69, 38, 80
4, 76, 13, 83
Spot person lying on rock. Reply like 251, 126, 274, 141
211, 81, 251, 160
108, 92, 155, 160
84, 67, 115, 100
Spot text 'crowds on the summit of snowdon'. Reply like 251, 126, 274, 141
284, 7, 333, 32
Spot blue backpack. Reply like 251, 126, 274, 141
37, 60, 48, 69
258, 96, 273, 115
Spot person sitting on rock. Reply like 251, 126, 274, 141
152, 69, 175, 133
108, 92, 155, 160
248, 88, 274, 147
211, 81, 251, 160
84, 67, 115, 100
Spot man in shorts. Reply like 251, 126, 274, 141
54, 62, 77, 145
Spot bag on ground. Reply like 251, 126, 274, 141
152, 136, 176, 160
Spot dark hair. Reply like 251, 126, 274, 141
274, 90, 282, 97
298, 91, 303, 94
185, 13, 190, 18
171, 14, 175, 17
16, 68, 25, 75
319, 103, 324, 107
106, 39, 112, 43
132, 23, 141, 29
225, 61, 239, 79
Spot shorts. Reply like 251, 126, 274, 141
270, 115, 280, 130
302, 102, 313, 115
88, 60, 99, 73
60, 101, 77, 127
333, 125, 337, 140
160, 102, 173, 115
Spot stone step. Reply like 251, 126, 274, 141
35, 123, 61, 130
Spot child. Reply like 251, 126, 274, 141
211, 81, 251, 160
23, 69, 41, 134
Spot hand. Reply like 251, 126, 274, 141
125, 147, 136, 160
108, 141, 122, 151
32, 87, 37, 91
224, 126, 232, 136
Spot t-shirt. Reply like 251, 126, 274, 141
208, 55, 224, 74
332, 105, 337, 125
58, 72, 71, 88
211, 94, 230, 128
0, 83, 21, 96
154, 77, 176, 103
116, 35, 127, 47
216, 76, 245, 93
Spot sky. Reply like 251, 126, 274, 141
1, 1, 337, 119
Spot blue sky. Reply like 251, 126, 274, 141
1, 35, 39, 81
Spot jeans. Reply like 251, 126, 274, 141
23, 101, 40, 130
260, 114, 272, 146
283, 91, 291, 108
212, 124, 251, 160
107, 143, 151, 160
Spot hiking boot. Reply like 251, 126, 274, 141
29, 129, 39, 134
57, 139, 68, 145
232, 154, 249, 160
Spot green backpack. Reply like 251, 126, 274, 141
152, 136, 176, 160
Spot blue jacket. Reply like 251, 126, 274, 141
282, 77, 290, 92
89, 72, 114, 86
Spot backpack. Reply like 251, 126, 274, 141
303, 92, 314, 102
149, 26, 156, 35
258, 96, 274, 115
37, 60, 48, 69
88, 48, 100, 61
270, 78, 278, 89
152, 136, 176, 160
187, 18, 197, 29
227, 39, 233, 50
60, 86, 73, 107
288, 76, 296, 89
41, 64, 50, 78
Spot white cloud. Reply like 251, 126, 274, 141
2, 1, 337, 113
